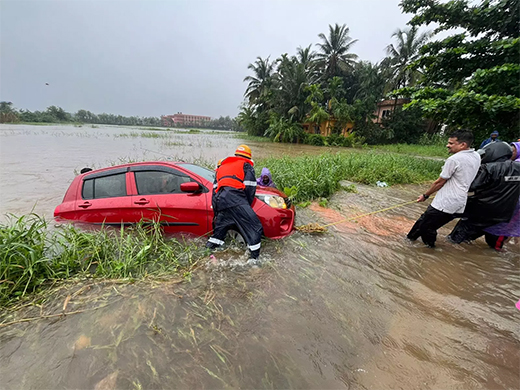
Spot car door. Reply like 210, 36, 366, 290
129, 165, 210, 236
75, 168, 133, 226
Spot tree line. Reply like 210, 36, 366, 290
0, 102, 242, 131
0, 103, 164, 127
238, 0, 519, 145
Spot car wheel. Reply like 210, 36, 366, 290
226, 229, 247, 249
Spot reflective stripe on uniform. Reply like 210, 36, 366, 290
248, 242, 261, 251
244, 180, 257, 187
208, 237, 225, 246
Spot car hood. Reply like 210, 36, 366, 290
256, 186, 287, 198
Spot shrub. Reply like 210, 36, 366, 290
306, 134, 325, 146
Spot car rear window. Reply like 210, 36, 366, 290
82, 173, 126, 199
134, 170, 193, 195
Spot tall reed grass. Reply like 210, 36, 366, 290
258, 152, 443, 202
0, 214, 202, 306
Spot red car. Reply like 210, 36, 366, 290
54, 162, 295, 239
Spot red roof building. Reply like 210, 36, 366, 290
162, 112, 211, 127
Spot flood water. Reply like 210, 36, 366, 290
1, 124, 519, 389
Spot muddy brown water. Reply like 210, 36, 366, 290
0, 124, 519, 389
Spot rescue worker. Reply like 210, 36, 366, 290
206, 145, 263, 262
257, 167, 276, 188
448, 141, 520, 248
211, 159, 224, 230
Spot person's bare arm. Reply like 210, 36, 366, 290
417, 177, 448, 202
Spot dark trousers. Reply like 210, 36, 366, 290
449, 219, 508, 250
206, 204, 263, 259
407, 205, 455, 247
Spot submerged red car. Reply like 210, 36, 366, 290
54, 162, 295, 239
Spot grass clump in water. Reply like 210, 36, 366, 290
116, 131, 168, 139
258, 152, 443, 202
0, 214, 203, 307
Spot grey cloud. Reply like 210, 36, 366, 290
0, 0, 411, 118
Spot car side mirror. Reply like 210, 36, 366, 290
180, 182, 201, 193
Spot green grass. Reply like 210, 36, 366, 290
371, 143, 447, 158
258, 151, 443, 202
0, 214, 204, 307
234, 134, 272, 143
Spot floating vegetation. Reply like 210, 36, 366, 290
163, 141, 185, 147
116, 132, 169, 139
295, 223, 327, 233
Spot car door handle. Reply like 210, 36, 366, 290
134, 198, 150, 205
78, 202, 92, 208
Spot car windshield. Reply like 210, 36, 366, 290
177, 163, 215, 182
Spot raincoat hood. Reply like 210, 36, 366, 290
511, 141, 520, 162
257, 167, 275, 187
479, 141, 512, 163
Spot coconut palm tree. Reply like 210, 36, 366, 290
273, 52, 320, 122
296, 45, 317, 71
243, 56, 275, 106
385, 26, 432, 89
316, 24, 358, 79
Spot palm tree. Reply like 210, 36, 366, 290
296, 45, 317, 70
353, 61, 387, 101
243, 56, 275, 106
273, 52, 320, 122
385, 26, 432, 89
316, 24, 358, 79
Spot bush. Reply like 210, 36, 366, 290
326, 134, 344, 146
418, 132, 448, 146
306, 134, 325, 146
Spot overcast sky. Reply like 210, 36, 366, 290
1, 0, 414, 118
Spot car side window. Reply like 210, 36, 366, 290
82, 173, 127, 199
134, 170, 192, 195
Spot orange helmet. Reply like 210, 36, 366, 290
215, 158, 224, 170
235, 144, 252, 159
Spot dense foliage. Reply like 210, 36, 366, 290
238, 22, 436, 145
398, 0, 520, 142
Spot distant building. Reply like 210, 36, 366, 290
372, 98, 410, 123
162, 112, 212, 127
302, 118, 354, 137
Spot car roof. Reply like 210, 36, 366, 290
81, 161, 182, 174
81, 161, 211, 180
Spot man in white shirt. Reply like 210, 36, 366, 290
407, 130, 481, 247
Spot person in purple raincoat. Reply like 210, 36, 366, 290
482, 141, 520, 249
257, 167, 276, 188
